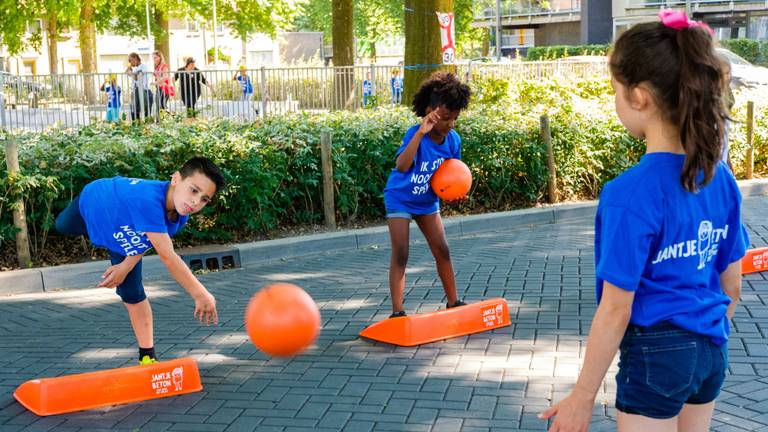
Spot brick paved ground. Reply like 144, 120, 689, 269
0, 196, 766, 432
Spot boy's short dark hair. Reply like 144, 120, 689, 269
411, 71, 471, 117
179, 157, 226, 193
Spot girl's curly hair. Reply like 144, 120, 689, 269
411, 71, 471, 117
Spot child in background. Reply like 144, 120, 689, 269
101, 74, 122, 122
391, 68, 403, 105
362, 72, 374, 108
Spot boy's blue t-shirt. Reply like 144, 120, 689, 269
79, 177, 189, 256
595, 153, 749, 345
383, 125, 461, 214
104, 84, 121, 108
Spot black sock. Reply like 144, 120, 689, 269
139, 347, 156, 361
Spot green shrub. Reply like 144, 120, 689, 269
1, 76, 765, 267
720, 39, 767, 65
526, 44, 610, 61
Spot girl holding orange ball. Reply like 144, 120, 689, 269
382, 71, 471, 318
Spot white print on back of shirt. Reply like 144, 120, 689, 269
651, 220, 728, 270
411, 158, 445, 196
112, 225, 151, 256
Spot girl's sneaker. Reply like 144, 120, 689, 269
447, 300, 467, 309
139, 355, 158, 366
389, 311, 407, 318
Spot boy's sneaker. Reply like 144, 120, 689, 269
389, 311, 407, 318
447, 300, 467, 309
138, 355, 158, 366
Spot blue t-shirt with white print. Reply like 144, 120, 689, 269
79, 177, 189, 256
595, 153, 749, 345
383, 125, 461, 214
363, 80, 373, 97
103, 84, 121, 108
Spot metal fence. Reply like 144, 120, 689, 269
0, 60, 609, 132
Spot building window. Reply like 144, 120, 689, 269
248, 51, 274, 66
26, 19, 42, 35
501, 29, 534, 48
749, 14, 768, 40
22, 59, 36, 76
187, 20, 200, 32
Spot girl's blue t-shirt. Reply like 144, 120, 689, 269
79, 177, 189, 256
383, 125, 461, 214
595, 153, 749, 345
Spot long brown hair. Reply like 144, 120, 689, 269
152, 50, 165, 65
610, 22, 728, 192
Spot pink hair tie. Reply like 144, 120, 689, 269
659, 9, 714, 35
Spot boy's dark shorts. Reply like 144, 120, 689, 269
55, 196, 147, 304
616, 321, 728, 419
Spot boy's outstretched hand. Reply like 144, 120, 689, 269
98, 263, 130, 288
98, 255, 142, 288
194, 291, 218, 325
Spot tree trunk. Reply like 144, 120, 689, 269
370, 41, 377, 63
482, 28, 490, 57
332, 0, 354, 110
46, 14, 58, 75
79, 0, 96, 103
91, 25, 97, 70
404, 0, 453, 105
154, 9, 170, 65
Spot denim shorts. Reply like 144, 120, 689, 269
385, 209, 439, 220
55, 196, 147, 304
615, 321, 728, 419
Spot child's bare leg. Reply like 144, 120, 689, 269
125, 299, 154, 349
414, 213, 458, 306
388, 218, 411, 313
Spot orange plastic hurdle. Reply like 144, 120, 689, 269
14, 357, 202, 416
360, 298, 510, 347
743, 248, 768, 275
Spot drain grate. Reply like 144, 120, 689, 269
178, 246, 241, 272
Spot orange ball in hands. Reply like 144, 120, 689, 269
245, 283, 321, 357
431, 158, 472, 201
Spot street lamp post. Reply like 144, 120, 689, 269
145, 0, 152, 50
496, 0, 502, 61
213, 0, 219, 67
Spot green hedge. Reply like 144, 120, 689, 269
720, 39, 768, 66
1, 75, 765, 267
526, 44, 610, 61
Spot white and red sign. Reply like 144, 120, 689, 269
436, 12, 456, 64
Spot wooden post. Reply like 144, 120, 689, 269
0, 74, 32, 267
3, 140, 32, 268
746, 101, 754, 180
320, 131, 336, 228
260, 66, 268, 117
541, 114, 558, 204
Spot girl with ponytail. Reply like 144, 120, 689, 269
540, 11, 749, 431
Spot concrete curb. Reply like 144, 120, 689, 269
1, 179, 765, 296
